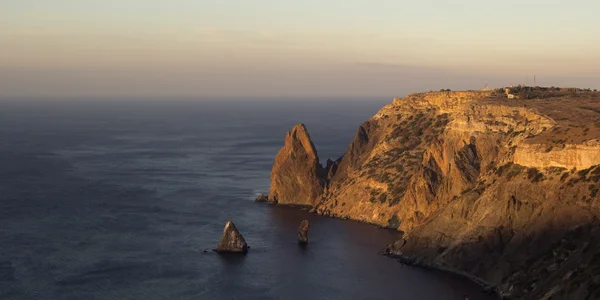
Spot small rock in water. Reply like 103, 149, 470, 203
298, 220, 310, 244
214, 221, 248, 253
255, 194, 269, 203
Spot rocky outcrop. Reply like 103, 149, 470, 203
298, 220, 310, 244
514, 142, 600, 170
214, 221, 248, 253
268, 124, 327, 206
255, 193, 270, 203
265, 89, 600, 299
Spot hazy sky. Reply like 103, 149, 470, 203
1, 0, 599, 98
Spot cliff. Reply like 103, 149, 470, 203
268, 124, 327, 206
266, 89, 600, 299
514, 142, 600, 170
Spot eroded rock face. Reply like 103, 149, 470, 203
514, 143, 600, 170
214, 221, 248, 253
268, 124, 326, 206
298, 220, 310, 244
266, 90, 600, 299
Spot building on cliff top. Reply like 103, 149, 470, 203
504, 87, 518, 99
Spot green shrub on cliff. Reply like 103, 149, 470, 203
527, 168, 545, 182
379, 193, 388, 203
589, 184, 598, 198
495, 162, 526, 179
388, 215, 401, 229
546, 166, 567, 175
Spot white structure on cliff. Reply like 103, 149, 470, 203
504, 87, 517, 99
480, 83, 492, 91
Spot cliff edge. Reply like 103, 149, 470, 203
266, 89, 600, 299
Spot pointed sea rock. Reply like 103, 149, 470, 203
268, 124, 326, 206
298, 220, 310, 244
214, 221, 248, 253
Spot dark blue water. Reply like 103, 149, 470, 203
0, 98, 492, 300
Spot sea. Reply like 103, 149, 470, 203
0, 98, 493, 300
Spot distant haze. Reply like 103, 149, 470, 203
2, 0, 600, 99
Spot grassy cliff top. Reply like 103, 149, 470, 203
480, 88, 600, 145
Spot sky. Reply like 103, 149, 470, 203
1, 0, 600, 98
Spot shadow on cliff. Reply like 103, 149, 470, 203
391, 216, 600, 299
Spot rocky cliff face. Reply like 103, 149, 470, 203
268, 124, 327, 206
267, 90, 600, 299
514, 142, 600, 170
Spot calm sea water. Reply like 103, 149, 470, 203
0, 98, 492, 300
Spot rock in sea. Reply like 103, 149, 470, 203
214, 221, 248, 253
268, 124, 326, 206
255, 193, 270, 203
298, 220, 310, 244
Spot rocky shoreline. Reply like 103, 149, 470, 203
260, 90, 600, 299
256, 193, 502, 298
383, 252, 502, 298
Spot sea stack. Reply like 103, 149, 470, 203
298, 220, 310, 244
262, 89, 600, 298
268, 124, 327, 206
214, 221, 248, 253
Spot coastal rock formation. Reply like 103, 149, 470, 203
266, 89, 600, 299
214, 221, 248, 253
514, 142, 600, 170
255, 193, 270, 203
268, 124, 327, 206
298, 220, 310, 244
